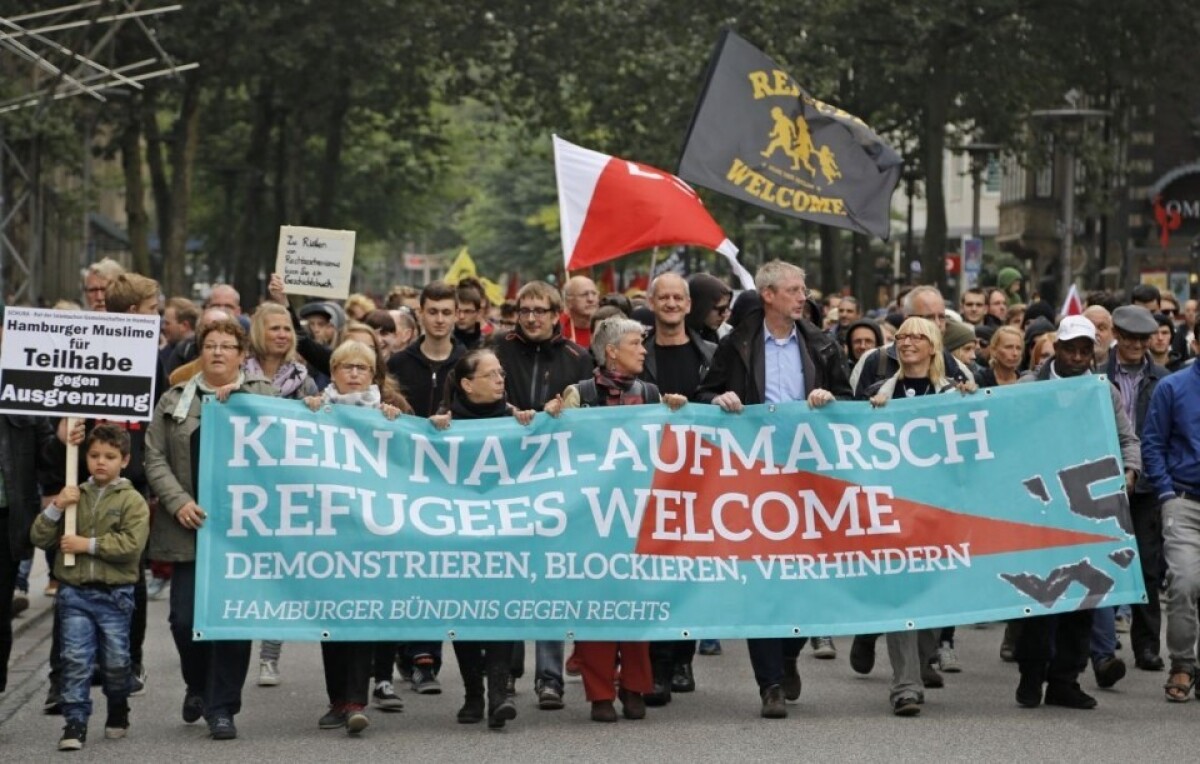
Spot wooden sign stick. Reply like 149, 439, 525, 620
63, 417, 79, 567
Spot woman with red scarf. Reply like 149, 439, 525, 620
546, 317, 687, 722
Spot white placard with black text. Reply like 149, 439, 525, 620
0, 307, 160, 420
274, 225, 356, 300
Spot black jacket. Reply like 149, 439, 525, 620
386, 339, 468, 418
1105, 348, 1170, 494
696, 309, 853, 404
493, 328, 593, 411
1, 415, 58, 559
640, 328, 716, 395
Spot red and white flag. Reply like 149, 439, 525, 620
1060, 284, 1083, 317
553, 135, 753, 289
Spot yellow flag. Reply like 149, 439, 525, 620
443, 247, 477, 284
478, 277, 505, 306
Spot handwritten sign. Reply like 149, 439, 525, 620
275, 225, 356, 300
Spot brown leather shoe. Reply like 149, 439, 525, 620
590, 700, 618, 722
618, 689, 646, 720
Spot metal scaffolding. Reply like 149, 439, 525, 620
0, 0, 195, 302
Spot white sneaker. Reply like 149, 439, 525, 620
937, 644, 962, 673
257, 660, 280, 686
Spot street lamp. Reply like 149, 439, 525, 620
1029, 108, 1108, 303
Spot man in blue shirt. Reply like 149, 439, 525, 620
696, 260, 852, 719
1142, 332, 1200, 702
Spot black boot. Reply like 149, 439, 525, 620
645, 658, 673, 707
457, 659, 485, 724
487, 663, 517, 729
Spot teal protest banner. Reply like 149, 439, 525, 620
194, 375, 1145, 641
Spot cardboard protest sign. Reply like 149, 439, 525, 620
275, 226, 356, 300
0, 307, 160, 421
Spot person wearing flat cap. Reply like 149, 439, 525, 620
1104, 306, 1170, 675
1012, 315, 1141, 711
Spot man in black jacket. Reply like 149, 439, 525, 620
1106, 306, 1170, 672
637, 273, 716, 706
493, 281, 593, 412
641, 273, 716, 398
491, 280, 592, 711
695, 260, 851, 719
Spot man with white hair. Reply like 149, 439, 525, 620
696, 260, 851, 719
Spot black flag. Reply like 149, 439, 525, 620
678, 29, 902, 240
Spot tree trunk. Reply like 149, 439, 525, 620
920, 46, 950, 289
163, 73, 203, 298
142, 88, 172, 281
233, 79, 275, 300
314, 74, 352, 225
851, 232, 874, 309
819, 226, 839, 297
119, 99, 151, 278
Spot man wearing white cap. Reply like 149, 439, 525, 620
1012, 315, 1141, 710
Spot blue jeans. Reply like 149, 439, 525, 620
15, 557, 31, 592
58, 584, 135, 724
1090, 605, 1117, 664
536, 640, 565, 693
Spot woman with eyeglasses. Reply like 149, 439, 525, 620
544, 317, 687, 722
145, 318, 278, 741
865, 317, 976, 717
299, 340, 403, 736
431, 348, 535, 729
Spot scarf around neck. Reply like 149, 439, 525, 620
449, 394, 509, 420
321, 384, 382, 409
593, 366, 644, 406
172, 370, 246, 421
245, 356, 309, 399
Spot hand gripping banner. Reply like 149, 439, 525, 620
195, 376, 1145, 641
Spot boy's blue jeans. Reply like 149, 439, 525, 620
58, 584, 135, 724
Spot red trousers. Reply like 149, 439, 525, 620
574, 641, 653, 701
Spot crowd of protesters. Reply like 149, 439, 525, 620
2, 254, 1199, 749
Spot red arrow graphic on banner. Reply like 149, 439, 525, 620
633, 426, 1118, 559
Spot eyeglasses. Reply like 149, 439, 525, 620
470, 369, 506, 380
712, 303, 731, 314
894, 333, 930, 343
518, 307, 554, 318
202, 344, 240, 354
337, 363, 373, 375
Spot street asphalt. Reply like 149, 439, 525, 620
1, 561, 1192, 762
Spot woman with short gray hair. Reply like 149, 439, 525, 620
544, 316, 685, 721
